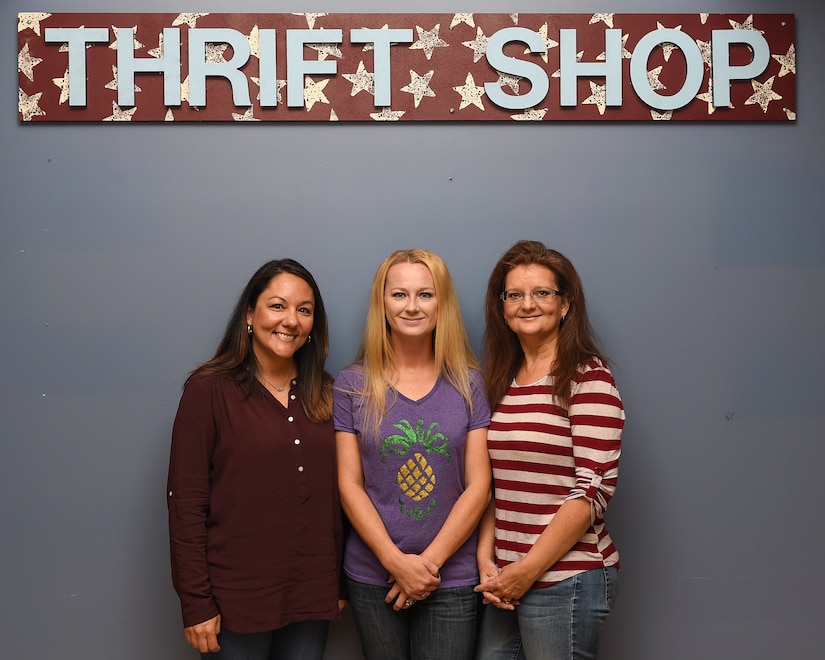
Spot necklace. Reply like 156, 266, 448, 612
261, 371, 294, 393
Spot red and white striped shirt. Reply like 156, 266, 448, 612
488, 358, 624, 587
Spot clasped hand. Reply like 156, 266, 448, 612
475, 559, 532, 610
384, 553, 441, 611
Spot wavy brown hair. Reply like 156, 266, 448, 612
189, 259, 333, 423
484, 240, 606, 410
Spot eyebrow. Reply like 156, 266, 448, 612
264, 295, 314, 305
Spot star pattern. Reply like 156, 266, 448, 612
462, 28, 489, 64
18, 43, 43, 82
173, 13, 208, 29
370, 108, 404, 121
772, 44, 795, 77
450, 14, 475, 30
18, 12, 52, 36
102, 100, 137, 121
452, 72, 485, 111
303, 77, 331, 111
16, 12, 796, 122
745, 76, 782, 113
19, 87, 46, 121
410, 24, 449, 61
343, 61, 375, 97
401, 69, 435, 108
582, 81, 608, 115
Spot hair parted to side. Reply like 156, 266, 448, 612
355, 249, 480, 435
484, 240, 606, 410
188, 258, 333, 423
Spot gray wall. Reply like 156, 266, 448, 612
3, 1, 823, 658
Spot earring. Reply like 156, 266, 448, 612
247, 324, 252, 334
560, 315, 566, 324
307, 335, 312, 343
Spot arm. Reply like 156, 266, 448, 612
167, 377, 221, 635
336, 430, 441, 609
386, 426, 492, 604
475, 364, 623, 605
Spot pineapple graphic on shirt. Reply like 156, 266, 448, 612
380, 418, 450, 521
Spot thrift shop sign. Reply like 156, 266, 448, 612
17, 12, 796, 122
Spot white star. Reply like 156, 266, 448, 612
293, 13, 328, 30
498, 73, 521, 94
400, 69, 435, 108
52, 69, 71, 104
582, 81, 608, 115
205, 43, 229, 64
699, 14, 709, 25
528, 24, 559, 64
181, 76, 191, 104
148, 33, 164, 59
410, 24, 449, 61
646, 66, 666, 91
784, 108, 796, 121
370, 108, 405, 121
18, 87, 45, 121
696, 39, 712, 67
59, 25, 93, 53
164, 108, 175, 121
462, 28, 489, 64
589, 14, 615, 29
303, 77, 331, 111
745, 76, 782, 112
173, 13, 209, 29
18, 43, 43, 82
656, 23, 682, 62
729, 15, 764, 34
343, 61, 375, 97
511, 108, 547, 121
329, 108, 339, 121
450, 14, 475, 30
552, 51, 583, 78
696, 77, 732, 115
18, 12, 51, 36
510, 14, 519, 25
232, 108, 260, 121
772, 44, 795, 77
105, 65, 141, 93
248, 25, 260, 59
308, 41, 343, 61
110, 25, 144, 52
651, 110, 673, 121
103, 101, 137, 121
452, 72, 486, 111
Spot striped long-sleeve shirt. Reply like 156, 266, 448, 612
488, 358, 624, 587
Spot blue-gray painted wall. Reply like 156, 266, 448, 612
3, 1, 823, 658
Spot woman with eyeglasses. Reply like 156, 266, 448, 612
334, 249, 491, 660
475, 240, 624, 660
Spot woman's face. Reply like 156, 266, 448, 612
246, 273, 314, 366
383, 262, 438, 340
502, 264, 569, 342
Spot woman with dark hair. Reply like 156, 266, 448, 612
475, 241, 624, 660
167, 259, 344, 659
334, 249, 491, 660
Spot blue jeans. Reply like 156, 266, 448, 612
202, 620, 329, 660
475, 566, 619, 660
346, 577, 480, 660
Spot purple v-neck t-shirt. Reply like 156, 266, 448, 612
334, 365, 490, 588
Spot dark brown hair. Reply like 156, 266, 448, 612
189, 259, 333, 422
484, 240, 606, 409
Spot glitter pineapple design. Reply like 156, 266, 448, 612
380, 418, 450, 521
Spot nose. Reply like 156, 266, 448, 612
282, 307, 299, 327
520, 292, 537, 309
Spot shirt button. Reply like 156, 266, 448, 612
294, 439, 301, 445
290, 394, 296, 400
287, 416, 294, 422
168, 491, 173, 497
297, 466, 304, 472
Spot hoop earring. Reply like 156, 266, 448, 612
307, 335, 312, 343
247, 324, 252, 334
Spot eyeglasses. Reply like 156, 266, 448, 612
500, 288, 562, 304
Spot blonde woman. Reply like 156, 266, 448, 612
334, 250, 491, 660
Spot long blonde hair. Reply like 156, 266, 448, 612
355, 249, 480, 436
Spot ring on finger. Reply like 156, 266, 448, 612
503, 598, 511, 604
405, 598, 414, 607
